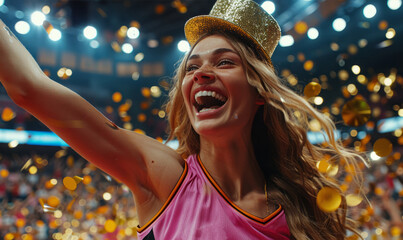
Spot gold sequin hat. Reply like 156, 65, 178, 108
184, 0, 281, 64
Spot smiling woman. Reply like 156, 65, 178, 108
0, 0, 367, 239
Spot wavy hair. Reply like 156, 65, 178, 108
165, 33, 367, 239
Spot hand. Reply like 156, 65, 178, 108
0, 19, 46, 91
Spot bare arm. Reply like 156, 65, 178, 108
0, 20, 184, 209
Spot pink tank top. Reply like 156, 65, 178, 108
137, 154, 291, 239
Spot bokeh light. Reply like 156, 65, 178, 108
147, 39, 158, 48
42, 5, 50, 15
294, 21, 308, 34
385, 28, 396, 39
332, 18, 346, 32
279, 35, 294, 47
363, 4, 377, 19
83, 26, 97, 40
387, 0, 402, 10
127, 27, 140, 39
261, 1, 275, 15
49, 29, 62, 41
135, 52, 144, 62
90, 40, 99, 48
122, 43, 133, 54
351, 65, 361, 75
307, 27, 319, 40
14, 20, 30, 34
177, 40, 190, 52
30, 11, 46, 26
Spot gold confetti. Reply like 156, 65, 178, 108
373, 138, 393, 157
346, 194, 363, 207
82, 175, 92, 185
74, 210, 83, 220
304, 82, 321, 98
141, 87, 151, 98
4, 233, 14, 240
105, 105, 114, 114
104, 219, 117, 233
66, 198, 76, 212
21, 234, 33, 240
134, 129, 146, 135
112, 92, 123, 103
316, 187, 342, 212
155, 4, 165, 14
15, 218, 25, 228
45, 180, 55, 189
119, 101, 132, 113
374, 187, 384, 196
67, 155, 74, 167
294, 21, 308, 34
39, 198, 57, 213
2, 107, 15, 121
140, 101, 151, 110
86, 212, 95, 220
303, 60, 314, 71
341, 98, 371, 126
54, 149, 67, 159
47, 196, 60, 208
42, 20, 53, 34
137, 113, 147, 122
0, 169, 9, 178
317, 159, 330, 173
63, 176, 83, 191
326, 164, 339, 177
391, 226, 401, 237
346, 235, 359, 240
378, 20, 388, 30
28, 166, 37, 175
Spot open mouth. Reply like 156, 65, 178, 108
193, 90, 227, 113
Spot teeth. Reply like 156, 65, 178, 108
199, 108, 216, 113
195, 90, 226, 104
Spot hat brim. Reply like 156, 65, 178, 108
184, 15, 272, 65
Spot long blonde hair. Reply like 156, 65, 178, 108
165, 33, 367, 239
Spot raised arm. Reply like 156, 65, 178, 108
0, 20, 184, 210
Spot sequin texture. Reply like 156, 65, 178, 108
184, 0, 281, 65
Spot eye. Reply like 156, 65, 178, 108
217, 59, 234, 67
185, 65, 199, 72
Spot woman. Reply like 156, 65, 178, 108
0, 0, 365, 239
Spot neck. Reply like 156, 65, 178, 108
199, 134, 265, 201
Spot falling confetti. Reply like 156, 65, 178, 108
63, 176, 83, 191
1, 107, 15, 121
317, 159, 330, 173
346, 194, 363, 207
304, 82, 321, 98
47, 196, 61, 208
112, 92, 123, 103
0, 169, 9, 178
316, 187, 342, 212
373, 138, 393, 157
326, 164, 339, 177
104, 219, 117, 233
39, 198, 57, 213
341, 98, 371, 127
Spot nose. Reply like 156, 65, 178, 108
193, 68, 215, 84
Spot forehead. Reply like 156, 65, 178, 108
190, 35, 236, 56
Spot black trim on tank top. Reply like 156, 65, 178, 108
143, 229, 155, 240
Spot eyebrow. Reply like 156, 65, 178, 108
187, 48, 239, 62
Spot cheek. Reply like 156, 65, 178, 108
181, 77, 193, 108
